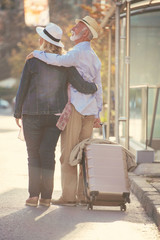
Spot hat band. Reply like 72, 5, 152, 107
43, 29, 60, 42
82, 19, 90, 26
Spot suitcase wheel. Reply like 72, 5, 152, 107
120, 204, 126, 211
87, 195, 95, 210
123, 192, 130, 204
127, 197, 131, 203
87, 203, 93, 210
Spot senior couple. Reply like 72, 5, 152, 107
14, 16, 103, 207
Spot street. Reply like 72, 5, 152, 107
0, 115, 160, 240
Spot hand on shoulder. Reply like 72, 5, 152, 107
26, 52, 34, 61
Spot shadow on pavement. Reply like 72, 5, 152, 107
0, 188, 147, 240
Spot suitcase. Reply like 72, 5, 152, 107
82, 143, 130, 211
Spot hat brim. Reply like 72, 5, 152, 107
36, 27, 64, 48
75, 19, 98, 39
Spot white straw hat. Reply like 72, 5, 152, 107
36, 23, 64, 48
75, 16, 99, 39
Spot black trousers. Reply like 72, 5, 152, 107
23, 115, 61, 199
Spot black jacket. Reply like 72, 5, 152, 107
14, 58, 97, 118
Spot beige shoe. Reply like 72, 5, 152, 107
39, 198, 51, 207
26, 197, 39, 207
51, 196, 76, 206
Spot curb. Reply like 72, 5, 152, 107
129, 173, 160, 230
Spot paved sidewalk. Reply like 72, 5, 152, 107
0, 114, 160, 239
129, 163, 160, 230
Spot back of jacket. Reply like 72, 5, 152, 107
14, 58, 68, 118
23, 58, 68, 115
14, 58, 97, 118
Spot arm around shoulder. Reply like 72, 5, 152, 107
33, 49, 79, 67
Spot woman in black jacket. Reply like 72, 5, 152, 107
14, 23, 97, 207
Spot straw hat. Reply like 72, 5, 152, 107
36, 23, 64, 48
75, 16, 99, 39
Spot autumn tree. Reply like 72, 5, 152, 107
6, 0, 115, 123
0, 0, 26, 102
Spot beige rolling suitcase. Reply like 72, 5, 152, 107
82, 143, 130, 211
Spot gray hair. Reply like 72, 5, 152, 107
82, 26, 93, 41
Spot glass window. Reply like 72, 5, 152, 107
130, 11, 160, 86
119, 11, 160, 149
129, 11, 160, 147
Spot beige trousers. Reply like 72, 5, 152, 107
60, 104, 95, 201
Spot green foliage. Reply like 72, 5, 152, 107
8, 33, 39, 80
0, 0, 15, 9
8, 1, 75, 80
6, 32, 39, 102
